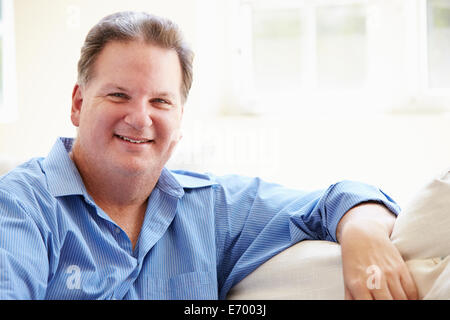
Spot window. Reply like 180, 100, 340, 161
252, 8, 304, 92
427, 0, 450, 89
0, 0, 17, 123
251, 2, 367, 92
316, 4, 367, 89
230, 0, 450, 115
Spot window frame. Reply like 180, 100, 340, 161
422, 0, 450, 96
229, 0, 450, 115
233, 0, 372, 115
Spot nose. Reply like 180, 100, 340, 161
123, 99, 153, 130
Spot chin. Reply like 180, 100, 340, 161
115, 157, 163, 177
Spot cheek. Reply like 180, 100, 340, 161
167, 119, 183, 143
154, 112, 183, 141
78, 108, 118, 141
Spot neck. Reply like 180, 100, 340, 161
84, 171, 157, 210
69, 146, 160, 211
70, 146, 163, 249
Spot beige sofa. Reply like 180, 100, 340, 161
1, 157, 449, 300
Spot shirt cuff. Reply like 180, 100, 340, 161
323, 180, 401, 242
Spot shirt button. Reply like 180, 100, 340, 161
115, 228, 121, 234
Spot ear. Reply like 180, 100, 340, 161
71, 84, 83, 127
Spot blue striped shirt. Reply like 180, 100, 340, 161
0, 137, 400, 300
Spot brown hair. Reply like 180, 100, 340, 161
77, 11, 194, 104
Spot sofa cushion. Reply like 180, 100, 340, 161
390, 168, 450, 260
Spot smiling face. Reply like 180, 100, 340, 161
70, 40, 184, 179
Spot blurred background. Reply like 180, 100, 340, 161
0, 0, 450, 206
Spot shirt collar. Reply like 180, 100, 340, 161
171, 170, 217, 188
42, 137, 216, 199
42, 137, 87, 197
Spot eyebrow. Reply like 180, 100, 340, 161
100, 83, 130, 92
100, 83, 177, 101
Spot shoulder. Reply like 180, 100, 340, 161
0, 157, 54, 216
0, 157, 47, 192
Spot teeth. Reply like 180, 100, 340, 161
117, 135, 150, 144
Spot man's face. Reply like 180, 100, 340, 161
71, 40, 184, 177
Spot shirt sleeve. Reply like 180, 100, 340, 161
0, 189, 50, 299
212, 175, 401, 299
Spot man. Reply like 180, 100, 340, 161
0, 11, 417, 300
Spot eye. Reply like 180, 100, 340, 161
151, 98, 172, 109
153, 98, 169, 104
107, 92, 129, 100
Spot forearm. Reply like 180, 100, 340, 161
336, 202, 397, 243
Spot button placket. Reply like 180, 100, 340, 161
111, 225, 134, 255
111, 260, 141, 300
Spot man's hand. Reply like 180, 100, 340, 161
336, 202, 418, 300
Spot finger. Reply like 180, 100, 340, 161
345, 287, 353, 300
400, 271, 419, 300
387, 277, 408, 300
370, 281, 394, 300
347, 281, 373, 300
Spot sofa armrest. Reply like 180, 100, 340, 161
227, 240, 344, 300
